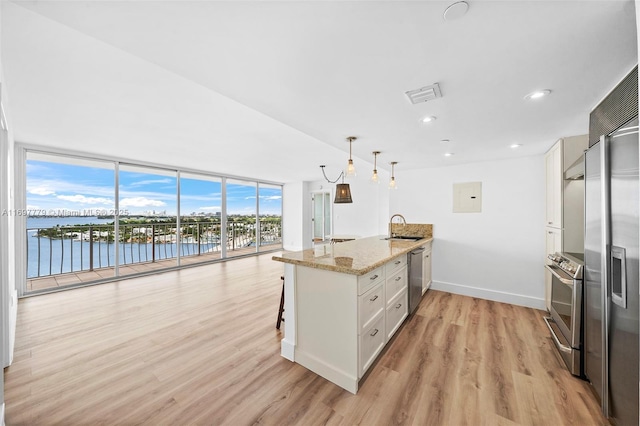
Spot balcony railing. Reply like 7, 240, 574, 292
27, 219, 282, 278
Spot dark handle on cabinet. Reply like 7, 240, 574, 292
370, 328, 379, 337
395, 276, 402, 281
395, 303, 402, 309
394, 260, 401, 265
369, 295, 379, 302
370, 274, 379, 281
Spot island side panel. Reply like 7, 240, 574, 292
294, 265, 359, 393
281, 263, 296, 360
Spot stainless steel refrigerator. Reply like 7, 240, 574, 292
584, 116, 639, 425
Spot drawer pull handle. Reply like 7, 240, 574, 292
395, 276, 402, 281
370, 274, 379, 281
394, 260, 401, 265
396, 303, 402, 309
369, 295, 378, 302
370, 328, 379, 337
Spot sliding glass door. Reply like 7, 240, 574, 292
22, 148, 283, 294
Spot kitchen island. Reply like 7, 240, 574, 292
272, 229, 432, 393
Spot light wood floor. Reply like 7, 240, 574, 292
5, 252, 608, 425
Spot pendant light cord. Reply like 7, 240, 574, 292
320, 165, 345, 184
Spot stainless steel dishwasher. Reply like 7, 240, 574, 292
408, 247, 425, 314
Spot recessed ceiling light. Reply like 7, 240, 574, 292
443, 1, 469, 21
422, 116, 437, 123
524, 89, 551, 100
510, 143, 523, 149
444, 152, 454, 157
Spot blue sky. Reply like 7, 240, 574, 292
26, 159, 282, 216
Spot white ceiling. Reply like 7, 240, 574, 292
2, 0, 638, 183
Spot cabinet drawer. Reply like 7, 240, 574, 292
359, 313, 385, 378
385, 255, 407, 276
386, 290, 408, 341
357, 266, 384, 295
385, 266, 407, 305
358, 283, 384, 332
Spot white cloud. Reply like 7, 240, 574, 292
198, 206, 221, 211
57, 194, 113, 205
129, 178, 173, 187
120, 197, 166, 208
28, 187, 56, 196
261, 195, 282, 201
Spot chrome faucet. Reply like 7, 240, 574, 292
389, 214, 407, 238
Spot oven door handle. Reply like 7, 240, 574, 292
544, 265, 574, 286
543, 316, 572, 354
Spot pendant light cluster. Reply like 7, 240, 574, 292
320, 136, 400, 204
370, 152, 399, 189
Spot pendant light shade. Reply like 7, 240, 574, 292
371, 151, 381, 183
320, 165, 353, 204
346, 136, 357, 177
334, 183, 353, 203
389, 161, 398, 189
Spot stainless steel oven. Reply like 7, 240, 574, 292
544, 252, 584, 376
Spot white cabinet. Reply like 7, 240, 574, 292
293, 253, 409, 393
545, 140, 563, 229
358, 283, 384, 332
423, 245, 432, 295
543, 135, 588, 310
384, 260, 408, 341
544, 227, 562, 310
385, 289, 408, 340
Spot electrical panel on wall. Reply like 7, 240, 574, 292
453, 182, 482, 213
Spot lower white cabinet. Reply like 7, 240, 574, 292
358, 283, 384, 332
386, 289, 408, 340
293, 254, 409, 394
423, 248, 432, 295
358, 313, 385, 377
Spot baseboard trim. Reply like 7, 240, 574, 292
280, 338, 295, 361
295, 350, 358, 394
431, 280, 546, 310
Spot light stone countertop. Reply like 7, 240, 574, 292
272, 235, 433, 276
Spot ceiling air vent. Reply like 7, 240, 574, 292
405, 83, 442, 104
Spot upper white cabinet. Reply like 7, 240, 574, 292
545, 140, 563, 229
543, 135, 588, 310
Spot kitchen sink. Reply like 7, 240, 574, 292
382, 236, 422, 242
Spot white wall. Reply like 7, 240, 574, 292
308, 170, 390, 239
390, 155, 546, 309
282, 169, 390, 250
282, 181, 312, 251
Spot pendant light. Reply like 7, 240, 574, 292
371, 151, 381, 183
345, 136, 357, 177
320, 165, 353, 204
389, 161, 398, 189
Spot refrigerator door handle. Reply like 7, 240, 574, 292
599, 134, 610, 418
610, 246, 627, 309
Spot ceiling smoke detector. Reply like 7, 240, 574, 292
405, 83, 442, 104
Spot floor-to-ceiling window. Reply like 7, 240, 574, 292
258, 183, 283, 249
26, 152, 116, 292
117, 164, 178, 277
226, 179, 257, 258
179, 172, 223, 264
22, 148, 283, 295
